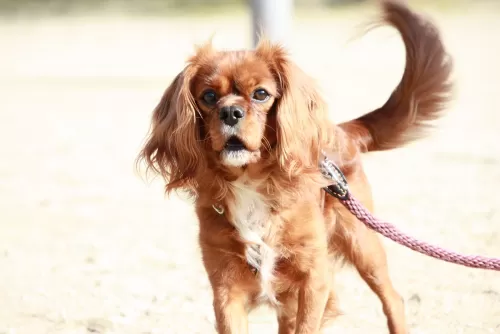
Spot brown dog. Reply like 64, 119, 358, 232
137, 1, 453, 333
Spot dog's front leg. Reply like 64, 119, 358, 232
282, 202, 332, 334
197, 208, 255, 334
211, 284, 249, 334
202, 252, 251, 334
294, 251, 330, 334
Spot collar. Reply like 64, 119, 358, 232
211, 154, 348, 216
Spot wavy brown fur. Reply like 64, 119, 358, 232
340, 0, 453, 152
135, 1, 453, 333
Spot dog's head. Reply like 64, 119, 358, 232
138, 39, 333, 194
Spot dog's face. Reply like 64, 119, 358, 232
138, 39, 332, 194
192, 51, 278, 167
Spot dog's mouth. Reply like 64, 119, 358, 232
224, 136, 247, 152
221, 136, 258, 167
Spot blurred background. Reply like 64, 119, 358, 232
1, 0, 499, 333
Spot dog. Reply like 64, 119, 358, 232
137, 1, 453, 333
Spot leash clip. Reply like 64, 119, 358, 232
320, 154, 350, 200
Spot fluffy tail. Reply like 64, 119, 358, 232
340, 0, 453, 152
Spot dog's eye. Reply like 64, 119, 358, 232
202, 90, 217, 105
252, 89, 270, 102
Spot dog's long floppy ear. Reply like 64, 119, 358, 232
137, 64, 204, 194
256, 39, 333, 178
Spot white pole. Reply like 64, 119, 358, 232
250, 0, 294, 48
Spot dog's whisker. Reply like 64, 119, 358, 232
264, 123, 277, 133
261, 137, 272, 153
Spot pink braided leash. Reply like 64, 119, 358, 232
320, 154, 500, 271
342, 195, 500, 271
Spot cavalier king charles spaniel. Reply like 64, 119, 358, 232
137, 1, 452, 333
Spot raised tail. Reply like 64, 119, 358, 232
340, 0, 453, 153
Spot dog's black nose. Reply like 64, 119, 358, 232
219, 106, 244, 126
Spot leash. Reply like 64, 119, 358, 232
320, 155, 500, 271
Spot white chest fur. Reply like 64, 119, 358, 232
228, 177, 278, 304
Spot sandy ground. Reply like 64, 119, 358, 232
1, 3, 499, 334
